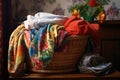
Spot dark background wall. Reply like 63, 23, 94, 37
2, 0, 11, 79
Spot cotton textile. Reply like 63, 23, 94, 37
64, 16, 101, 47
8, 23, 67, 74
24, 12, 68, 29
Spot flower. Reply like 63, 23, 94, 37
97, 11, 106, 23
69, 0, 110, 22
88, 0, 98, 7
72, 9, 80, 18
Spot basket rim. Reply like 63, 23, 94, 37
31, 68, 76, 73
67, 35, 89, 39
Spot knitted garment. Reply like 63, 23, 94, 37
64, 16, 101, 47
8, 23, 67, 74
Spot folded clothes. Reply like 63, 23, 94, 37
78, 54, 114, 76
88, 63, 112, 70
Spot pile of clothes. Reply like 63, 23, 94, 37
8, 12, 68, 75
8, 12, 112, 76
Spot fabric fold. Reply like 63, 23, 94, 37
29, 24, 68, 69
64, 15, 101, 47
24, 12, 69, 29
8, 23, 68, 74
8, 24, 27, 74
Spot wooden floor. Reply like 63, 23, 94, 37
9, 71, 120, 80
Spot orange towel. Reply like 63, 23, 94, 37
64, 16, 101, 47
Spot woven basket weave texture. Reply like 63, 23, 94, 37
32, 35, 88, 73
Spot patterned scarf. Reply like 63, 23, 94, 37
29, 24, 68, 70
8, 23, 68, 74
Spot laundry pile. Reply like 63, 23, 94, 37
8, 12, 113, 76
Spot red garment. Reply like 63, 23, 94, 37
64, 16, 101, 47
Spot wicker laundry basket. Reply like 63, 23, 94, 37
31, 35, 89, 73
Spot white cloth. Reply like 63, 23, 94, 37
24, 12, 69, 29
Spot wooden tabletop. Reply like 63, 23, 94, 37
10, 71, 120, 80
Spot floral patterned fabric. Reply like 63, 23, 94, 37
8, 24, 27, 74
29, 24, 67, 70
8, 23, 67, 74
